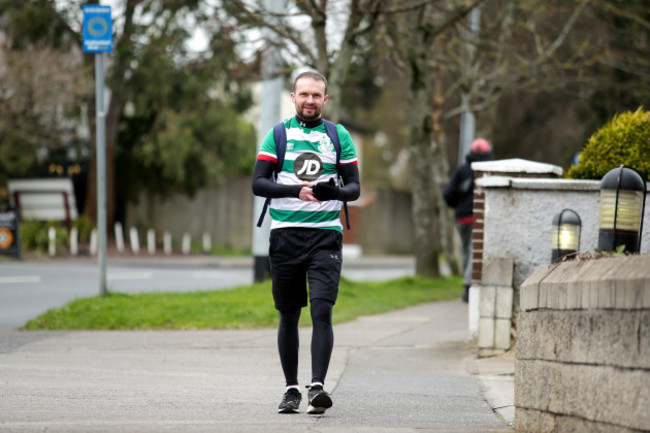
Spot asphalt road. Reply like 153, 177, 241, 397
0, 255, 416, 329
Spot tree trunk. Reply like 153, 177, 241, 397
326, 39, 354, 123
432, 34, 460, 274
407, 14, 442, 277
409, 119, 442, 277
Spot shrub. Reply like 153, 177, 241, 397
21, 221, 69, 253
567, 107, 650, 180
73, 215, 95, 244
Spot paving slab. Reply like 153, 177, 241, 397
0, 300, 513, 432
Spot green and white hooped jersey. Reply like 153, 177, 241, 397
257, 117, 358, 232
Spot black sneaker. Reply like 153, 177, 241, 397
278, 388, 302, 414
306, 385, 332, 414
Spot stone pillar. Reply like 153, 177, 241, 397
468, 158, 563, 337
471, 158, 563, 286
478, 257, 514, 355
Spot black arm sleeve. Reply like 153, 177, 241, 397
252, 159, 302, 199
338, 164, 361, 202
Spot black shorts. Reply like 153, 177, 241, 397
269, 228, 343, 311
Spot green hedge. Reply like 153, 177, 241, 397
20, 216, 95, 253
21, 221, 68, 253
567, 108, 650, 180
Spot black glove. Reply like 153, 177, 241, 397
312, 178, 339, 201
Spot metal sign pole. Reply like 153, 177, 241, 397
95, 52, 107, 297
458, 7, 481, 163
83, 4, 112, 297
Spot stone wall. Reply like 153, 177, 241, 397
515, 255, 650, 433
472, 159, 650, 289
476, 176, 650, 288
470, 169, 650, 350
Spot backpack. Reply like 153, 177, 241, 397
256, 119, 351, 230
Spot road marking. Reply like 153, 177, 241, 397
191, 271, 225, 279
0, 276, 42, 284
107, 272, 153, 281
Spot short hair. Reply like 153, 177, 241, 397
292, 70, 328, 94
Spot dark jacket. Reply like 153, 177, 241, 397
443, 152, 492, 221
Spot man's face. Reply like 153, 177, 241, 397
291, 77, 328, 121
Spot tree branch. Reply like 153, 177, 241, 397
543, 0, 591, 61
229, 0, 318, 66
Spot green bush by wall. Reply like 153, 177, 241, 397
567, 108, 650, 180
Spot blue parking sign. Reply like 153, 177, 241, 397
82, 5, 112, 53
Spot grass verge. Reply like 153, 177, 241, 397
21, 275, 463, 330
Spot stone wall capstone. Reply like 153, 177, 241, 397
515, 255, 650, 433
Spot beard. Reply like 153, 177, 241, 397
297, 104, 322, 121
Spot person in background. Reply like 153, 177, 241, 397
443, 138, 493, 302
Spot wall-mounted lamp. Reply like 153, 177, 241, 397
551, 209, 581, 262
598, 165, 647, 253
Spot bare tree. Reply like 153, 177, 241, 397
377, 0, 485, 277
374, 0, 602, 275
223, 0, 383, 121
440, 0, 597, 137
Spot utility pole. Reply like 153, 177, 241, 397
457, 7, 482, 337
458, 7, 481, 164
252, 0, 285, 282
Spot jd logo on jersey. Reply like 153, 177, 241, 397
294, 153, 323, 181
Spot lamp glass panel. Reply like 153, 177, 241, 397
551, 224, 580, 249
599, 189, 643, 230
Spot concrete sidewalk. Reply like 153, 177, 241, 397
0, 300, 514, 432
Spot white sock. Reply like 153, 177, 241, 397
310, 382, 324, 389
286, 385, 300, 392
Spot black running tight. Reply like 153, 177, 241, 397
277, 299, 334, 387
277, 307, 301, 386
310, 298, 334, 384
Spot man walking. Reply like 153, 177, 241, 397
443, 138, 492, 302
252, 70, 360, 414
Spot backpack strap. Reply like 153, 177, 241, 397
323, 120, 341, 164
256, 198, 271, 228
256, 123, 287, 228
272, 123, 287, 179
323, 120, 351, 230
